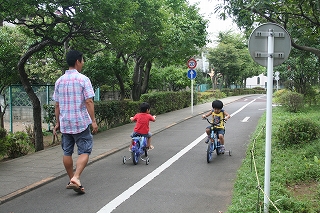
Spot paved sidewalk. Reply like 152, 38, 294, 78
0, 95, 247, 204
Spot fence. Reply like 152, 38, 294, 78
1, 85, 133, 132
2, 85, 55, 132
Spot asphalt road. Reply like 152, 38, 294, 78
0, 95, 267, 213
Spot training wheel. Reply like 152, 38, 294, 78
228, 150, 232, 156
123, 156, 126, 164
146, 157, 150, 165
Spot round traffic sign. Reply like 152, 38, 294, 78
187, 58, 197, 69
187, 69, 197, 79
248, 23, 291, 67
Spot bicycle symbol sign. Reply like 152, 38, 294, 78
187, 58, 197, 69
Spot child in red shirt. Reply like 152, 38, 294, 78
130, 102, 156, 150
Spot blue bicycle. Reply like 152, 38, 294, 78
123, 135, 150, 165
204, 118, 231, 163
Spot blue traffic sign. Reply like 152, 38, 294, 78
187, 69, 197, 79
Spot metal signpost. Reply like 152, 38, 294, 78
248, 23, 291, 212
187, 59, 197, 114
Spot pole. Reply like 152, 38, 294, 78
191, 78, 193, 114
46, 85, 50, 131
9, 85, 13, 133
264, 29, 274, 212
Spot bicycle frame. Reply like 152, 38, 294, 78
210, 127, 221, 154
203, 117, 228, 163
123, 136, 150, 165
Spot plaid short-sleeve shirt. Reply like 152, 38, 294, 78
53, 69, 95, 134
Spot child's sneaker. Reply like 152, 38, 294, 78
220, 145, 225, 154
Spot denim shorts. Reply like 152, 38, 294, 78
130, 131, 152, 138
206, 126, 225, 135
61, 126, 93, 156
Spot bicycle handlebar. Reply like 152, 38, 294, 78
202, 117, 226, 126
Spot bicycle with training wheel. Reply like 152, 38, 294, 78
203, 117, 231, 163
123, 135, 150, 165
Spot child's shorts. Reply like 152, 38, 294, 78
206, 126, 225, 135
131, 131, 152, 138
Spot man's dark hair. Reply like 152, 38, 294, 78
66, 50, 83, 67
140, 102, 150, 113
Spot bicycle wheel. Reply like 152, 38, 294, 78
216, 141, 221, 155
207, 143, 213, 163
132, 151, 139, 165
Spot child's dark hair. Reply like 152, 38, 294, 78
66, 50, 83, 67
212, 100, 223, 109
140, 102, 150, 113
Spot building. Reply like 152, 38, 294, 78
246, 73, 268, 89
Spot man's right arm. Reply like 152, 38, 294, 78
53, 102, 60, 135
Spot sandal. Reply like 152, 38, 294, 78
146, 145, 154, 150
69, 179, 85, 194
73, 185, 85, 194
68, 183, 85, 194
66, 182, 72, 189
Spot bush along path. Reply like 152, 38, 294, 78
227, 105, 320, 212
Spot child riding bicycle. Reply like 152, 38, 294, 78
202, 100, 230, 154
130, 102, 156, 151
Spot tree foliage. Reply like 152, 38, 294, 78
0, 0, 209, 150
207, 31, 263, 88
217, 0, 320, 59
215, 1, 320, 92
149, 65, 190, 91
0, 26, 23, 128
1, 0, 136, 151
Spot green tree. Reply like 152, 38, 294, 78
149, 65, 190, 91
0, 0, 134, 151
208, 32, 262, 88
217, 0, 320, 60
0, 26, 22, 128
82, 51, 130, 100
216, 1, 320, 93
108, 0, 208, 101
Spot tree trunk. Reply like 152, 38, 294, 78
0, 110, 4, 129
132, 56, 145, 101
17, 41, 52, 151
115, 72, 125, 100
115, 53, 126, 100
141, 61, 152, 94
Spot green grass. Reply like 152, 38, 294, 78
226, 106, 320, 213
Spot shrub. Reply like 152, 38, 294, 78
275, 118, 320, 147
273, 90, 304, 112
6, 131, 34, 158
273, 89, 290, 104
43, 104, 56, 128
282, 91, 304, 112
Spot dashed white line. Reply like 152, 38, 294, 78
241, 117, 250, 122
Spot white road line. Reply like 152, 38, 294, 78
241, 117, 250, 122
96, 98, 257, 213
230, 99, 256, 117
96, 133, 206, 213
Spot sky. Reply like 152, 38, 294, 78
187, 0, 240, 47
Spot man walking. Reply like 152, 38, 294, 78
53, 49, 98, 194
